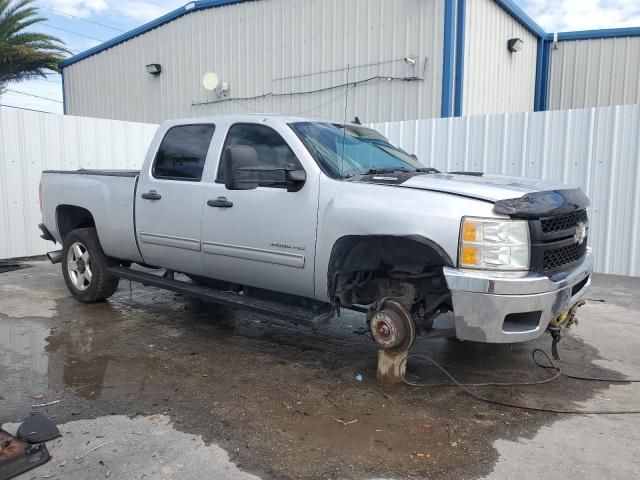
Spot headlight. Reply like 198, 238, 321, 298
459, 217, 530, 271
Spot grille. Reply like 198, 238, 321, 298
541, 209, 588, 234
543, 241, 587, 272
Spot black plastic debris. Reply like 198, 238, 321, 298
0, 261, 30, 274
16, 414, 60, 444
0, 429, 50, 480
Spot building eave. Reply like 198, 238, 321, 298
548, 27, 640, 41
492, 0, 546, 38
59, 0, 253, 69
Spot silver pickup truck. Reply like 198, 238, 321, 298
39, 114, 592, 352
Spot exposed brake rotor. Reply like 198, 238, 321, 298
370, 299, 416, 352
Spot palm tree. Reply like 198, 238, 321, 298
0, 0, 69, 96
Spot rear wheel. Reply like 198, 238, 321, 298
62, 228, 119, 302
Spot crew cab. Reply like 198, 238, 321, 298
39, 114, 592, 351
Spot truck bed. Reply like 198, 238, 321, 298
40, 169, 143, 263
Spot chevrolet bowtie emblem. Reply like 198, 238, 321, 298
574, 222, 587, 245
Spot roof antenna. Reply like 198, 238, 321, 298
340, 64, 350, 179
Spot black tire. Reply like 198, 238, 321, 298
62, 227, 120, 302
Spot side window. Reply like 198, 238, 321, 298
153, 124, 215, 181
216, 123, 302, 187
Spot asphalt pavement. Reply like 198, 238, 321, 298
1, 261, 639, 479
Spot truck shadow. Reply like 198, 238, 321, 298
42, 283, 631, 480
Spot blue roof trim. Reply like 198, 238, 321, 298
548, 27, 640, 41
453, 0, 466, 117
441, 0, 455, 118
492, 0, 546, 38
59, 0, 249, 68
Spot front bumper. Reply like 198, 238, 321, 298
443, 249, 593, 343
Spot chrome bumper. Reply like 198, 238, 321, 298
443, 249, 593, 343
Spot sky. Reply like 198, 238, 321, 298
1, 0, 639, 115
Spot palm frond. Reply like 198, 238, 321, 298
0, 0, 69, 90
0, 2, 38, 36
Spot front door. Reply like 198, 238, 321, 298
201, 122, 318, 298
135, 123, 216, 275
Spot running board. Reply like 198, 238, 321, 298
107, 266, 323, 326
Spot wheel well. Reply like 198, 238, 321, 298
327, 235, 453, 329
56, 205, 96, 241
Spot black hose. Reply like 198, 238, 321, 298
401, 349, 640, 414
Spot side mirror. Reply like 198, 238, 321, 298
222, 145, 261, 190
285, 168, 306, 192
222, 145, 306, 192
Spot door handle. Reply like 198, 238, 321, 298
207, 197, 233, 208
141, 190, 162, 200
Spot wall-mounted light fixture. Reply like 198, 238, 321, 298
507, 38, 524, 53
146, 63, 162, 75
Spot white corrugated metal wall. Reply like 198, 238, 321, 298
3, 106, 639, 277
0, 110, 157, 259
462, 0, 538, 115
371, 104, 640, 277
63, 0, 445, 124
548, 36, 640, 111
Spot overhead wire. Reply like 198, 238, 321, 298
0, 103, 58, 114
37, 4, 125, 32
6, 88, 62, 103
40, 23, 108, 43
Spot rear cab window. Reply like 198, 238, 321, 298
153, 124, 215, 181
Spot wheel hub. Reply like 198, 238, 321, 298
371, 311, 403, 349
66, 241, 91, 291
369, 300, 416, 352
377, 322, 391, 337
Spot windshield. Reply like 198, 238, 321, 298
290, 121, 426, 179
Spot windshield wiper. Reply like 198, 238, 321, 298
344, 167, 438, 179
363, 168, 410, 175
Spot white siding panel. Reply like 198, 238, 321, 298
462, 0, 538, 115
548, 37, 640, 110
371, 104, 640, 276
63, 0, 445, 124
0, 110, 157, 259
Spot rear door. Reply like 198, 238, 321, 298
135, 123, 216, 275
200, 121, 319, 298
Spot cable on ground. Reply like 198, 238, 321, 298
401, 349, 640, 414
